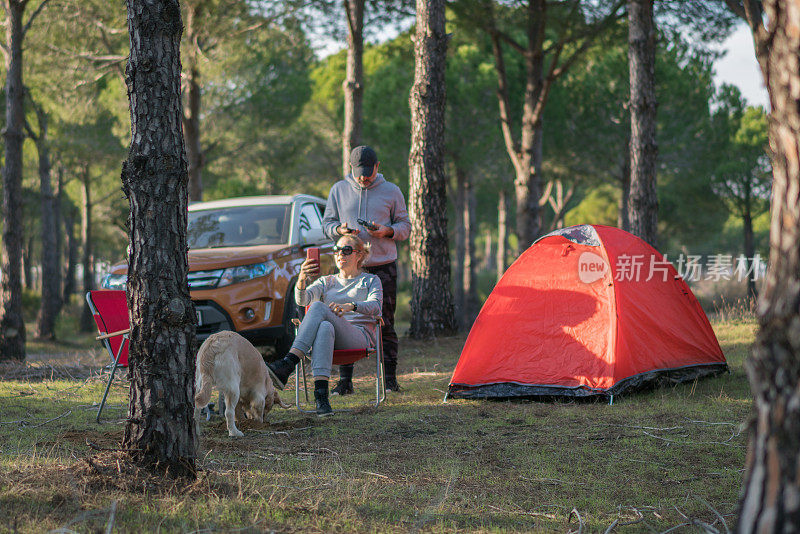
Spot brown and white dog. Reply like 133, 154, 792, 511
194, 331, 291, 437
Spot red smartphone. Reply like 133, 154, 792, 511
306, 247, 320, 273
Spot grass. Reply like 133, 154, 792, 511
0, 318, 756, 533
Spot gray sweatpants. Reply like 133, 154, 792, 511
292, 301, 372, 378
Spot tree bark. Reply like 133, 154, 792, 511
0, 0, 28, 362
122, 0, 196, 477
32, 105, 61, 339
496, 188, 508, 283
627, 0, 658, 246
483, 228, 494, 272
22, 234, 33, 291
743, 207, 757, 300
735, 1, 800, 530
184, 67, 203, 201
454, 166, 465, 326
79, 168, 95, 332
489, 5, 545, 254
63, 206, 78, 303
618, 134, 631, 231
342, 0, 364, 176
463, 170, 478, 327
407, 0, 455, 339
183, 2, 203, 201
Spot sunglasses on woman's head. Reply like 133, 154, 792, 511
332, 245, 355, 256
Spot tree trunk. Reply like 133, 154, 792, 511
342, 0, 364, 176
183, 1, 203, 202
735, 2, 800, 530
489, 0, 546, 254
453, 165, 466, 326
496, 188, 508, 283
407, 0, 455, 339
618, 135, 631, 231
34, 107, 61, 340
79, 168, 95, 332
54, 167, 63, 306
184, 66, 203, 201
743, 207, 758, 300
22, 234, 33, 291
0, 0, 27, 361
122, 0, 196, 477
463, 171, 478, 327
627, 0, 658, 246
483, 228, 494, 272
63, 207, 78, 303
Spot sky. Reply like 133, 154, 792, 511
714, 23, 768, 108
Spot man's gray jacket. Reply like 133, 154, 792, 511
322, 173, 411, 267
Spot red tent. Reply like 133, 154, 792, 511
448, 225, 727, 399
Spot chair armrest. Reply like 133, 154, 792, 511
96, 328, 131, 341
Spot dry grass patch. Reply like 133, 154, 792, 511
0, 318, 756, 532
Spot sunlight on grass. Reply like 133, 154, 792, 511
0, 318, 757, 532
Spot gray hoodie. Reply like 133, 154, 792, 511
322, 173, 411, 267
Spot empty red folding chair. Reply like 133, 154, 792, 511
292, 309, 385, 412
86, 290, 130, 423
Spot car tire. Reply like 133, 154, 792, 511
273, 281, 298, 358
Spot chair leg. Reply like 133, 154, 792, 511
295, 357, 316, 414
97, 336, 127, 423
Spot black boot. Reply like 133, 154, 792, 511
384, 361, 402, 392
267, 353, 300, 390
332, 364, 354, 395
314, 380, 334, 417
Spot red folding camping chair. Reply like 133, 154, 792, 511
86, 290, 130, 423
292, 309, 385, 413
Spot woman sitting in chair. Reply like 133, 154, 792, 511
267, 234, 382, 416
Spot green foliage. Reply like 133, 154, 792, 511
203, 22, 316, 197
564, 184, 619, 227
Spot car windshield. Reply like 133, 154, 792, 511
188, 204, 291, 248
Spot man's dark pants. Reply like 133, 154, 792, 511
339, 261, 398, 380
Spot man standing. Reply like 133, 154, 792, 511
323, 145, 411, 393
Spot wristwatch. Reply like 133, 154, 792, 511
352, 302, 358, 312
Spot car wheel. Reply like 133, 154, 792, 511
273, 282, 298, 357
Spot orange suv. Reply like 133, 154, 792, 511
101, 195, 334, 352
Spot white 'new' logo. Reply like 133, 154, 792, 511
578, 252, 608, 284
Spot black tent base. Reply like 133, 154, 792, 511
447, 363, 729, 400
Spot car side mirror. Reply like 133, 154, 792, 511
301, 227, 329, 245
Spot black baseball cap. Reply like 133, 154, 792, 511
350, 145, 377, 178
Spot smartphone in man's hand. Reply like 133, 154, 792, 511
357, 218, 379, 231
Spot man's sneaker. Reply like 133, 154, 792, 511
314, 387, 335, 417
331, 378, 354, 396
267, 356, 298, 390
385, 376, 402, 392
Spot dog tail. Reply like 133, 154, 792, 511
194, 337, 217, 408
274, 390, 293, 409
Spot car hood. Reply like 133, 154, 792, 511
106, 244, 289, 275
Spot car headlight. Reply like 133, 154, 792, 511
217, 261, 277, 288
101, 273, 128, 290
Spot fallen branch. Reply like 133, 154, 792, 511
32, 410, 71, 428
361, 470, 391, 479
105, 501, 117, 534
568, 508, 585, 534
693, 495, 730, 534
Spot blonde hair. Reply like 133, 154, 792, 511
338, 234, 371, 269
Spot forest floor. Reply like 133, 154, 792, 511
0, 315, 754, 533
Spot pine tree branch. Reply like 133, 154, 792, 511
490, 32, 522, 171
22, 0, 49, 36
